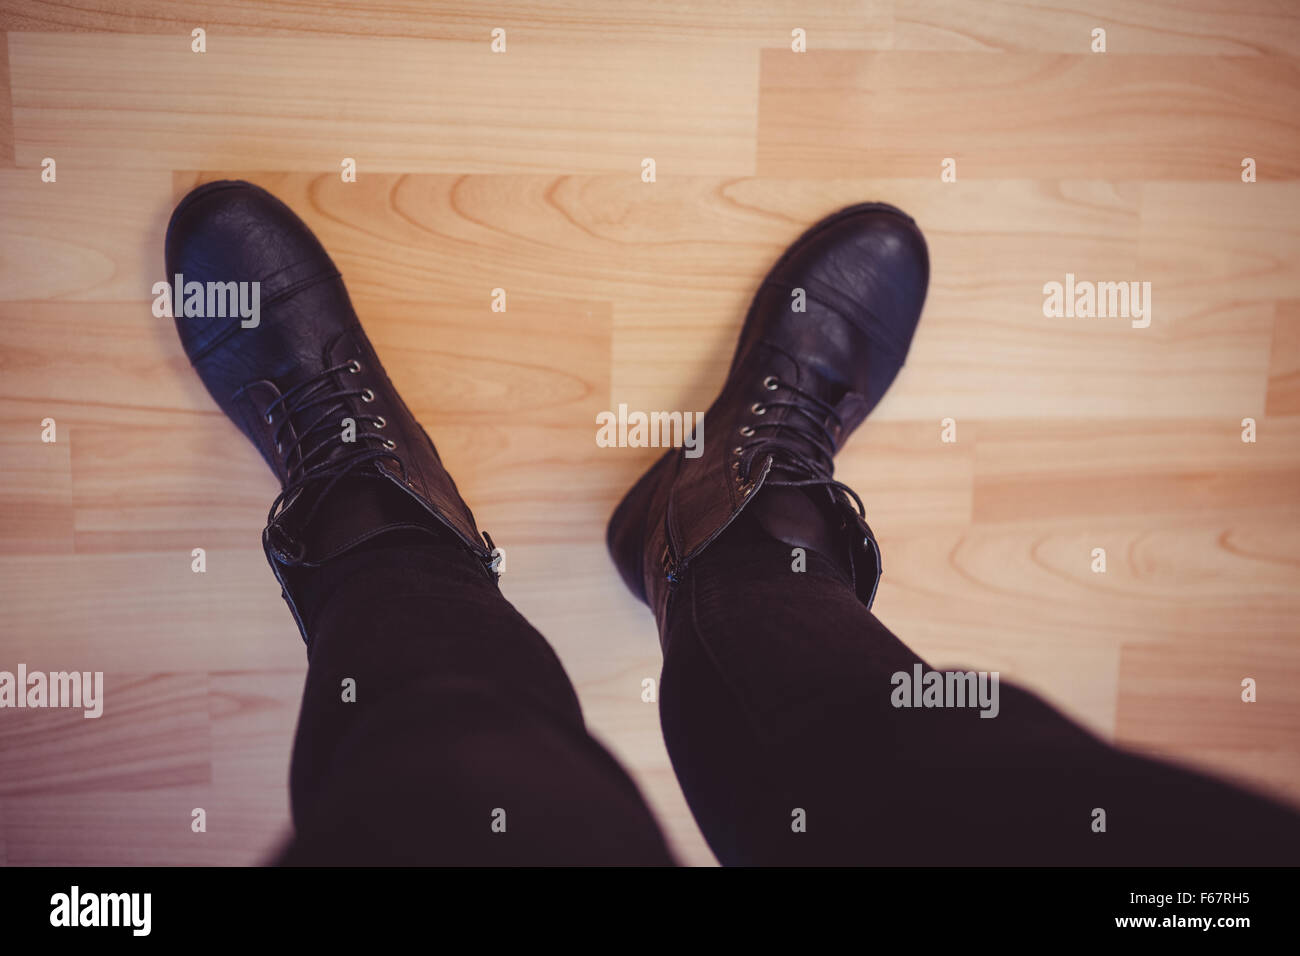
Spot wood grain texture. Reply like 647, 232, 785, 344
1, 0, 1298, 867
1268, 301, 1300, 415
10, 34, 757, 175
894, 0, 1300, 55
759, 50, 1300, 180
0, 34, 13, 164
0, 0, 889, 46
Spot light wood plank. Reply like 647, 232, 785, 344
895, 0, 1300, 55
758, 51, 1300, 179
0, 0, 889, 47
11, 34, 758, 174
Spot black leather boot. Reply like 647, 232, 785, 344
607, 203, 929, 636
166, 180, 496, 642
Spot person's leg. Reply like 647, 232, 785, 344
659, 506, 1300, 865
608, 202, 1300, 865
167, 180, 672, 865
278, 524, 673, 865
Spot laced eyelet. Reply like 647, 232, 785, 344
347, 359, 362, 374
751, 403, 766, 415
361, 388, 375, 402
373, 416, 387, 429
738, 425, 754, 437
763, 375, 779, 390
382, 438, 397, 450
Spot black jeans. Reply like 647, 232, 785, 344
278, 513, 1300, 865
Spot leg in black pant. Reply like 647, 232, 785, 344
277, 526, 674, 866
657, 508, 1300, 865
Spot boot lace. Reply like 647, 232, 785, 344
733, 374, 865, 517
264, 359, 404, 534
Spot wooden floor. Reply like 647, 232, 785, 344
1, 0, 1298, 866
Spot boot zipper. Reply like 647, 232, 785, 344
660, 543, 681, 588
482, 530, 503, 577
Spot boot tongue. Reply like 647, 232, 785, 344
743, 366, 867, 579
797, 363, 870, 452
746, 485, 848, 574
756, 365, 865, 484
270, 472, 443, 565
279, 373, 367, 478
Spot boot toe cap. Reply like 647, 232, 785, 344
777, 204, 930, 338
164, 180, 344, 363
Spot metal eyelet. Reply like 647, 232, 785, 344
264, 411, 274, 424
751, 403, 766, 415
361, 388, 375, 402
732, 446, 742, 455
275, 441, 282, 453
382, 438, 396, 450
732, 461, 740, 471
373, 416, 387, 429
738, 425, 754, 437
763, 375, 779, 390
347, 359, 362, 374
